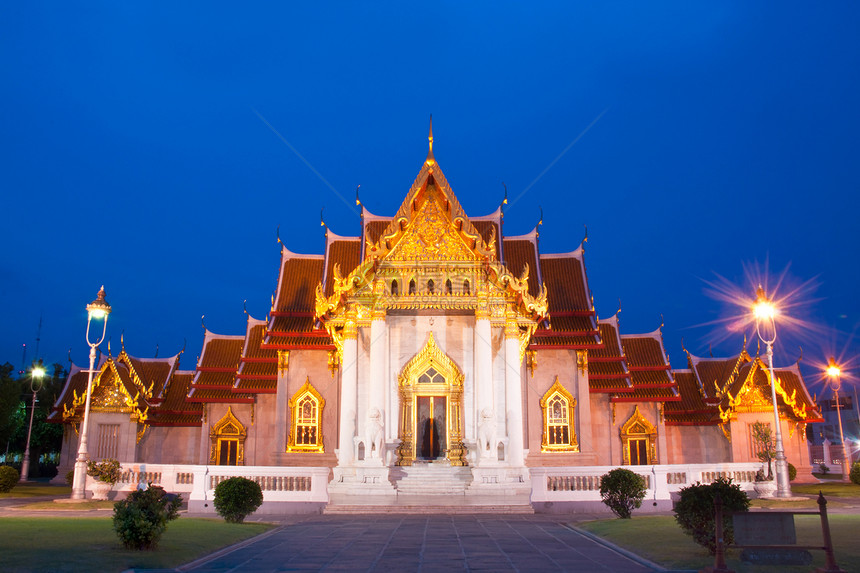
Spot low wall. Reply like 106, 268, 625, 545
530, 463, 762, 513
90, 463, 330, 514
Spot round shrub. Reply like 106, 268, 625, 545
674, 477, 750, 554
214, 477, 263, 523
787, 462, 797, 482
113, 484, 182, 550
0, 465, 19, 493
850, 462, 860, 485
599, 468, 647, 519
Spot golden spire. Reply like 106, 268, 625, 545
426, 115, 435, 164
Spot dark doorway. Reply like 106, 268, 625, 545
219, 439, 238, 465
629, 438, 647, 465
417, 396, 447, 460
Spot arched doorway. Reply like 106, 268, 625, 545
395, 333, 466, 466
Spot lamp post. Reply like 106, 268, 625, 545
19, 362, 46, 482
70, 286, 111, 500
826, 357, 851, 482
752, 285, 792, 498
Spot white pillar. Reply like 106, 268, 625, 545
504, 321, 525, 467
474, 315, 495, 462
367, 312, 386, 462
338, 324, 358, 466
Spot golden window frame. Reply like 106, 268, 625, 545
287, 378, 325, 453
620, 405, 657, 465
540, 377, 579, 452
209, 406, 246, 465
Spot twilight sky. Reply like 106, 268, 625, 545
2, 2, 858, 393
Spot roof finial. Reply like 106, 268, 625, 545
154, 343, 159, 358
709, 343, 713, 358
426, 115, 435, 164
355, 184, 361, 207
243, 299, 249, 318
201, 315, 207, 333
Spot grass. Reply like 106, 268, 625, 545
578, 515, 860, 573
0, 482, 71, 498
20, 500, 116, 510
0, 517, 273, 573
792, 481, 860, 498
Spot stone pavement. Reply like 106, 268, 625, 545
177, 514, 660, 573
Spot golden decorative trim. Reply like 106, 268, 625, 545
539, 376, 579, 452
277, 350, 290, 375
395, 333, 466, 466
287, 378, 325, 453
576, 350, 588, 376
620, 406, 657, 465
526, 350, 537, 378
327, 349, 339, 377
209, 406, 246, 465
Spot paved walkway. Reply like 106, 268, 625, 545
177, 515, 659, 573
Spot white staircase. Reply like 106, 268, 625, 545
391, 462, 472, 495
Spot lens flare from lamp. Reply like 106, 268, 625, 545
753, 286, 777, 321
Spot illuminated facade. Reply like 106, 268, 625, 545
49, 127, 825, 501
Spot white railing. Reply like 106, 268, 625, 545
95, 463, 330, 504
530, 463, 762, 503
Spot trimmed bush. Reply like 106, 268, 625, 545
599, 468, 647, 519
674, 477, 750, 554
850, 462, 860, 485
788, 462, 797, 481
0, 465, 19, 493
214, 477, 263, 523
65, 469, 75, 486
112, 484, 182, 550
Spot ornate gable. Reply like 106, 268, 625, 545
385, 181, 479, 262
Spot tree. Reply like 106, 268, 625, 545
0, 363, 23, 459
599, 468, 647, 519
751, 421, 775, 479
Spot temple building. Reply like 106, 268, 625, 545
49, 127, 824, 507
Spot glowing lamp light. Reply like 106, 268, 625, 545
31, 365, 46, 379
86, 286, 112, 320
826, 357, 841, 380
753, 286, 777, 321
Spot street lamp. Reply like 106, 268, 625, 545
70, 286, 111, 500
825, 357, 851, 482
19, 362, 46, 482
752, 285, 792, 498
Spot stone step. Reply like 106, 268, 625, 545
324, 504, 534, 515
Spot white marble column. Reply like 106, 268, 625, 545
474, 314, 495, 462
338, 324, 358, 466
504, 322, 525, 467
367, 312, 386, 462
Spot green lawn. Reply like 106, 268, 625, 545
0, 517, 273, 573
578, 514, 860, 573
792, 481, 860, 497
0, 482, 71, 498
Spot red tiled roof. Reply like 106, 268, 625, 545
503, 237, 541, 298
323, 239, 361, 297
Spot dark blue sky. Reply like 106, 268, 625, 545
3, 2, 858, 392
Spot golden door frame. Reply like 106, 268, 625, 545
395, 332, 467, 466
